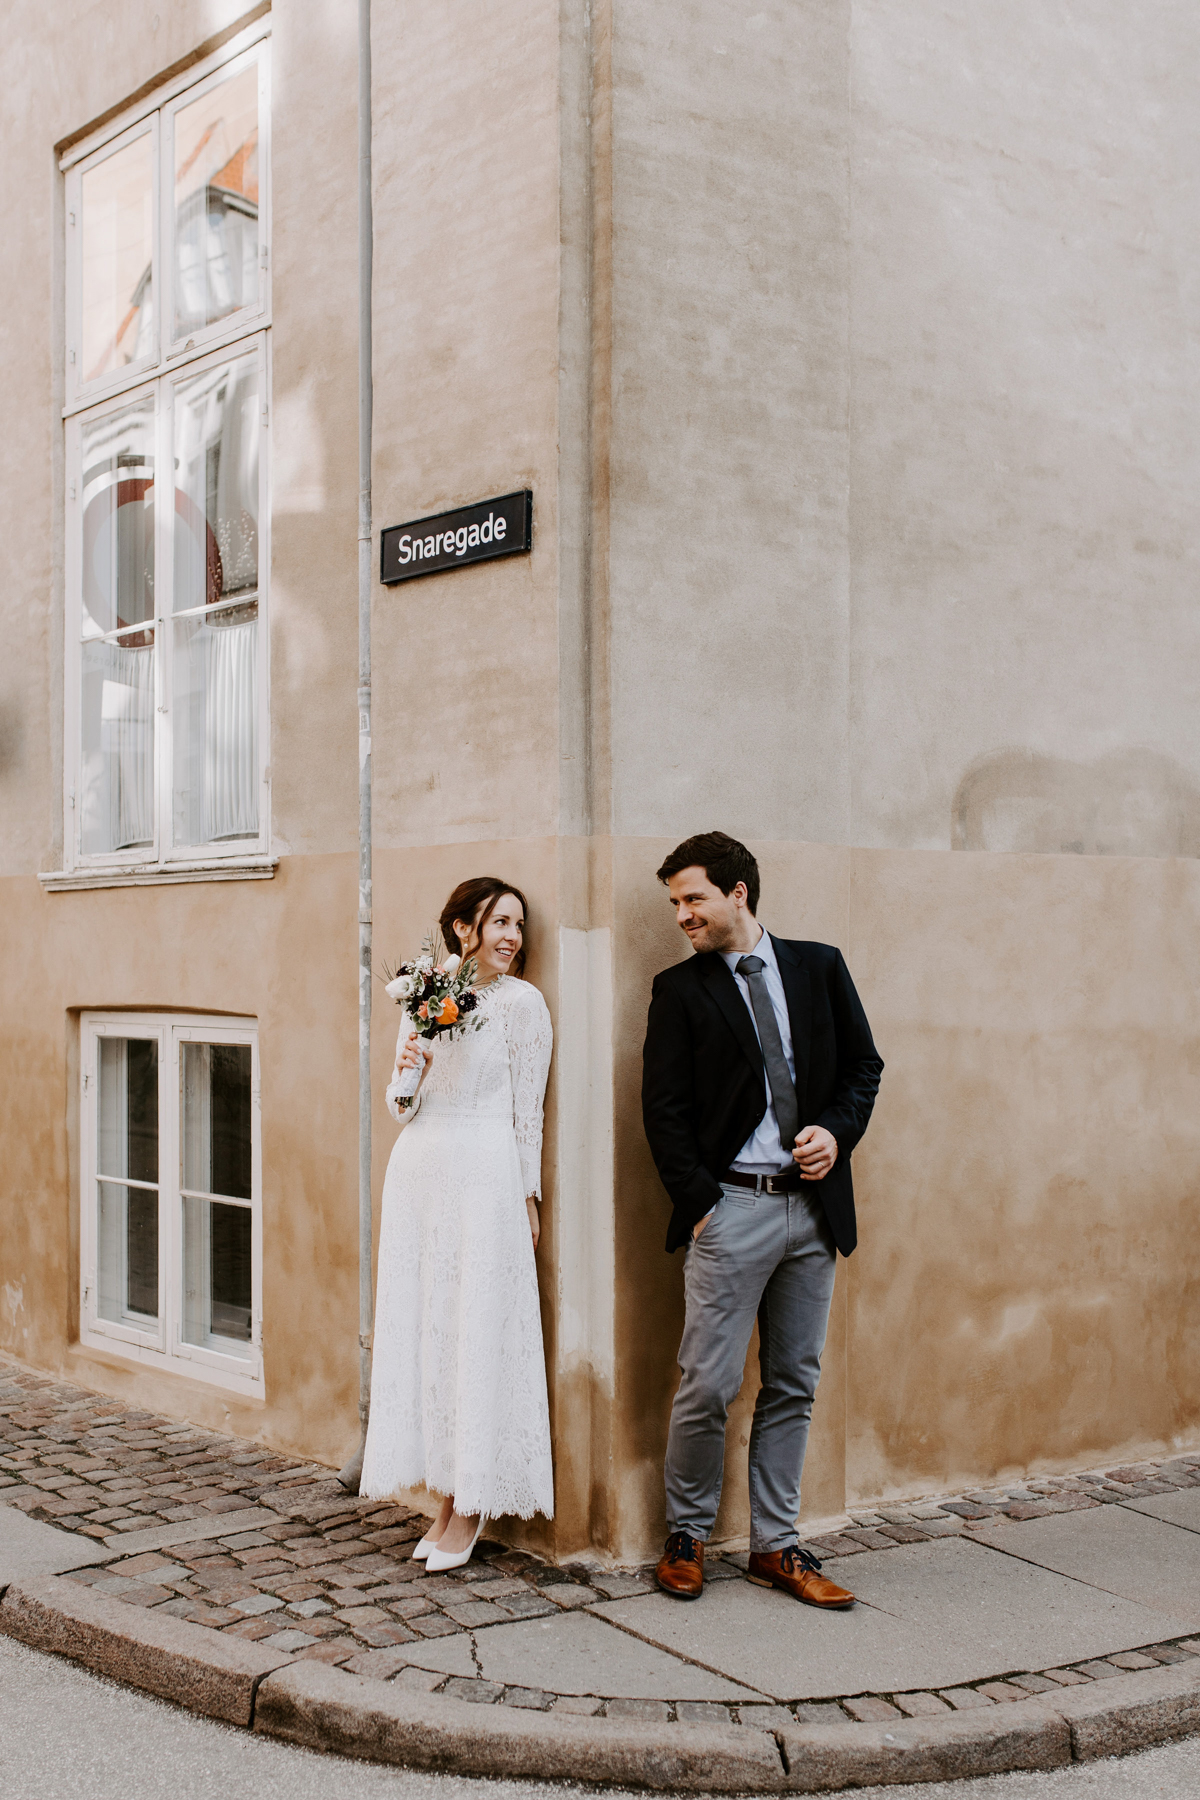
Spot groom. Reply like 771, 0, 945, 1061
642, 832, 883, 1605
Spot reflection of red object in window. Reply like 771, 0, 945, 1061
174, 485, 223, 604
82, 476, 221, 631
85, 307, 138, 384
210, 131, 259, 205
178, 124, 259, 205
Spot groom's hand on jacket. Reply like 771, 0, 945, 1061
793, 1125, 838, 1180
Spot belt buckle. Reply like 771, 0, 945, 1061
764, 1173, 782, 1195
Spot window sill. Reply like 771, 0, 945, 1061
76, 1329, 265, 1399
39, 855, 278, 892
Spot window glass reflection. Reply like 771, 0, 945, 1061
171, 356, 259, 845
182, 1042, 252, 1199
80, 401, 157, 855
98, 1036, 159, 1183
183, 1197, 252, 1346
80, 634, 155, 853
181, 1042, 253, 1350
172, 610, 258, 844
173, 356, 259, 611
96, 1036, 159, 1324
98, 1184, 159, 1321
173, 65, 259, 339
81, 133, 154, 383
80, 402, 155, 639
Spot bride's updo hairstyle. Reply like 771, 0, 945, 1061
439, 876, 530, 979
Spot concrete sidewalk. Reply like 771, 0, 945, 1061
4, 1358, 1200, 1788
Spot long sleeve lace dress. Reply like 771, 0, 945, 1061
359, 976, 554, 1521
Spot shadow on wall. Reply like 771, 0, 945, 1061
952, 749, 1200, 858
0, 700, 22, 774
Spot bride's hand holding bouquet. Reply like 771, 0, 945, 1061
395, 1033, 433, 1081
383, 932, 486, 1108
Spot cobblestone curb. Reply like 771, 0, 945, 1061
6, 1360, 1200, 1787
775, 1700, 1072, 1792
0, 1573, 293, 1724
6, 1359, 1200, 1676
4, 1571, 1200, 1789
255, 1659, 786, 1791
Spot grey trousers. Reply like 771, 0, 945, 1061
664, 1182, 837, 1554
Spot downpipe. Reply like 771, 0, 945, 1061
339, 0, 374, 1495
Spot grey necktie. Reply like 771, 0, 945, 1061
736, 954, 799, 1160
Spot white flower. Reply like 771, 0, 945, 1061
385, 974, 415, 1001
442, 954, 461, 976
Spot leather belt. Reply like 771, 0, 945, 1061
722, 1167, 804, 1195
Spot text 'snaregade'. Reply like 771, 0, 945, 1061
380, 491, 532, 584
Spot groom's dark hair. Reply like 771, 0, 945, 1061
656, 832, 760, 915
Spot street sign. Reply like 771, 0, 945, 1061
380, 490, 532, 585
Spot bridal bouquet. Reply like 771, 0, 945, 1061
383, 932, 485, 1106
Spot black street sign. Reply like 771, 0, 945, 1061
380, 490, 532, 584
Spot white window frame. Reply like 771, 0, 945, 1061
63, 34, 271, 416
161, 47, 271, 369
64, 114, 161, 412
49, 32, 274, 893
79, 1012, 264, 1397
63, 334, 271, 874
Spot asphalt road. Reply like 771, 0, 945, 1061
3, 1634, 1200, 1800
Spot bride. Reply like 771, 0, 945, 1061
359, 876, 554, 1571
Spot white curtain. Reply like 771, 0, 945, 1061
202, 618, 258, 841
99, 643, 155, 848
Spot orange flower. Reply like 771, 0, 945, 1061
417, 1002, 429, 1020
439, 997, 459, 1024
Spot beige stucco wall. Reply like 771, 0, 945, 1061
2, 0, 1198, 1570
607, 0, 1200, 857
849, 2, 1200, 857
0, 844, 559, 1474
6, 832, 1198, 1562
608, 838, 1200, 1558
595, 0, 1200, 1552
607, 0, 853, 845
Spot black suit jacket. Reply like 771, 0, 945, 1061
641, 937, 883, 1255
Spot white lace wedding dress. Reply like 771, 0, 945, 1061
360, 976, 554, 1521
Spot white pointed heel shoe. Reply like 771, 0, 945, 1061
411, 1510, 452, 1560
425, 1518, 485, 1574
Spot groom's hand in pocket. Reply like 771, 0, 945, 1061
692, 1211, 714, 1240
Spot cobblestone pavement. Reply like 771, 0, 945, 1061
5, 1358, 1200, 1726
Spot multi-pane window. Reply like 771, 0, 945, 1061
63, 40, 270, 876
81, 1015, 262, 1394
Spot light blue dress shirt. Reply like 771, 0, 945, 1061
720, 926, 796, 1172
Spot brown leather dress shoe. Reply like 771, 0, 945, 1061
655, 1530, 704, 1598
747, 1546, 855, 1608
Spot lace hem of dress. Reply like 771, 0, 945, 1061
358, 1473, 553, 1522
